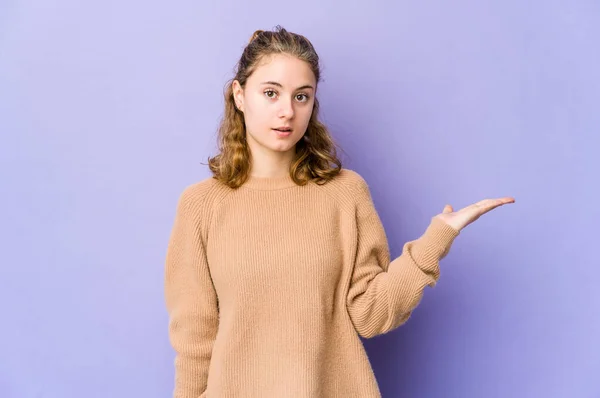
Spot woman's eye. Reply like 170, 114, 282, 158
264, 90, 309, 102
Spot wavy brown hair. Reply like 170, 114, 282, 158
207, 25, 342, 189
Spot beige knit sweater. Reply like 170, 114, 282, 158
164, 168, 460, 397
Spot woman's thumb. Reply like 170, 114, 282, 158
443, 204, 453, 213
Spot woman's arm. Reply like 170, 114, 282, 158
165, 186, 219, 397
346, 178, 460, 338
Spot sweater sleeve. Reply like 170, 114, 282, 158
165, 187, 219, 397
346, 177, 460, 338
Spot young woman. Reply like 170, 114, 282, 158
164, 26, 514, 398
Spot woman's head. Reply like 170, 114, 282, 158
208, 25, 342, 189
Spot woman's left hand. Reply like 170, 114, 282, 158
434, 197, 516, 232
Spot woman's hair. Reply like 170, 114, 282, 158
207, 25, 342, 189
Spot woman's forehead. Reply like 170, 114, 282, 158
249, 55, 316, 88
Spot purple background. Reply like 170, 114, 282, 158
1, 1, 598, 397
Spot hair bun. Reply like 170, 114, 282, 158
249, 29, 264, 43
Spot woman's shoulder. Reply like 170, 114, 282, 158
320, 167, 372, 204
333, 168, 368, 186
180, 175, 217, 195
327, 167, 371, 193
177, 175, 228, 209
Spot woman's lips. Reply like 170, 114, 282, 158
273, 128, 292, 137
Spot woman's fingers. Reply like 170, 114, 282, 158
437, 197, 515, 231
469, 197, 515, 215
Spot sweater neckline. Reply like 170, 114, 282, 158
242, 173, 299, 190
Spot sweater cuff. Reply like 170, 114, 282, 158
409, 216, 460, 274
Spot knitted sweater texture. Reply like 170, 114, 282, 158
164, 168, 460, 397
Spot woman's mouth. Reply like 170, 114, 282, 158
273, 128, 293, 137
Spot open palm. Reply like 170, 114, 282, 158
435, 197, 515, 231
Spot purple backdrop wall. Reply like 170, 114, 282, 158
1, 0, 598, 397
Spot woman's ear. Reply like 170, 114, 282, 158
232, 80, 244, 112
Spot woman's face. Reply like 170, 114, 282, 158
233, 54, 316, 158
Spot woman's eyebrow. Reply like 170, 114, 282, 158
260, 81, 314, 90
